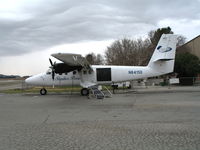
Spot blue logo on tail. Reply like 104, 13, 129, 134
157, 46, 172, 53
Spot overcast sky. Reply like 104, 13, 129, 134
0, 0, 200, 75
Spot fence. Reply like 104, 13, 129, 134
113, 77, 200, 90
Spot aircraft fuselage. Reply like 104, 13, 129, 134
26, 65, 163, 87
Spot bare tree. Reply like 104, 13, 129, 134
177, 35, 186, 47
95, 54, 104, 65
105, 38, 136, 65
85, 53, 104, 65
105, 38, 151, 66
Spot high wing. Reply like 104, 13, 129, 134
51, 53, 91, 70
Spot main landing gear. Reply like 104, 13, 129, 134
81, 88, 89, 96
40, 88, 47, 95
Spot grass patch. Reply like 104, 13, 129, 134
0, 85, 117, 94
0, 86, 82, 94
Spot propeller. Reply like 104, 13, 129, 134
49, 58, 56, 88
49, 58, 56, 80
49, 58, 53, 66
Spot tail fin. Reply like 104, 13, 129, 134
148, 34, 178, 74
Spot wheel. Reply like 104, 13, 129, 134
81, 88, 89, 96
40, 88, 47, 95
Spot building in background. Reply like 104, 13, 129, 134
177, 35, 200, 80
178, 35, 200, 59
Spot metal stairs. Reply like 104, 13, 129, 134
89, 85, 112, 99
90, 85, 104, 99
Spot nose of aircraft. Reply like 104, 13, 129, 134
25, 76, 35, 85
25, 74, 44, 85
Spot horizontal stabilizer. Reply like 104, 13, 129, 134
154, 58, 174, 62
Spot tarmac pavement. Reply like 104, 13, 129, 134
0, 89, 200, 150
0, 80, 22, 91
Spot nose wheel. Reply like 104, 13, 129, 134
40, 88, 47, 95
81, 88, 89, 96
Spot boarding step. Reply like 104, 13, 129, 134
89, 85, 105, 99
103, 86, 112, 98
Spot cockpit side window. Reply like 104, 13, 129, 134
46, 69, 51, 75
73, 71, 77, 75
46, 72, 51, 75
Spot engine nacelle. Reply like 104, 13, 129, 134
54, 63, 82, 73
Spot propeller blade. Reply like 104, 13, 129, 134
52, 70, 55, 88
49, 58, 53, 66
52, 71, 55, 80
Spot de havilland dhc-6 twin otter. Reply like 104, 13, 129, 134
25, 34, 178, 98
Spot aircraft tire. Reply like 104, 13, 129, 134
81, 88, 89, 96
40, 88, 47, 95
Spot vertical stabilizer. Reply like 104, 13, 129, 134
148, 34, 178, 74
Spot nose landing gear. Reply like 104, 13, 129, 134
40, 88, 47, 95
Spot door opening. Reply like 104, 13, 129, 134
96, 68, 111, 81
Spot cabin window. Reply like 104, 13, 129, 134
46, 70, 51, 75
65, 72, 68, 75
59, 73, 62, 75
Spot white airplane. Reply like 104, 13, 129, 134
25, 34, 178, 97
